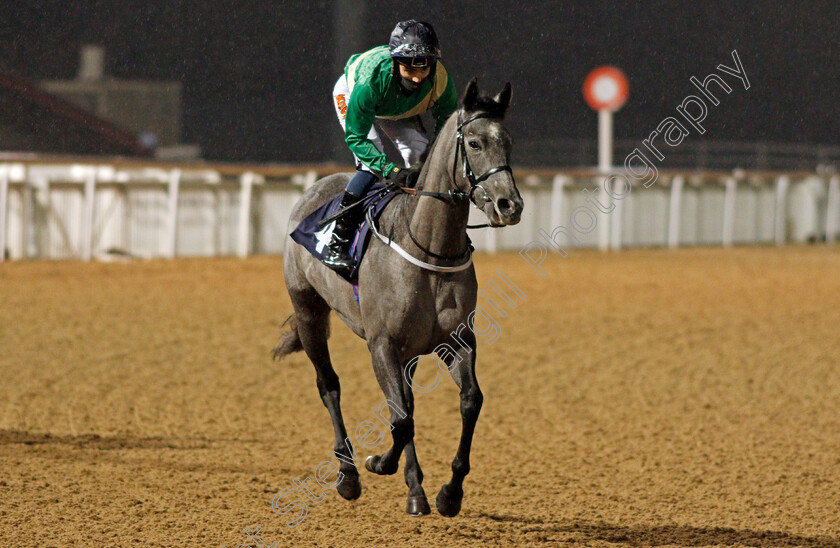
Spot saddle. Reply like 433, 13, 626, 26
290, 184, 400, 284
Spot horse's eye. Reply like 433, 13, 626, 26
468, 140, 481, 150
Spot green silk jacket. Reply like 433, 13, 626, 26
343, 46, 458, 176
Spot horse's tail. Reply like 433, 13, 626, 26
271, 313, 304, 361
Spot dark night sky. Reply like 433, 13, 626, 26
2, 1, 838, 163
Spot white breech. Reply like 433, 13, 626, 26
332, 75, 429, 173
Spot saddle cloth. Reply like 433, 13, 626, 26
290, 184, 400, 283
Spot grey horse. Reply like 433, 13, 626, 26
273, 79, 523, 517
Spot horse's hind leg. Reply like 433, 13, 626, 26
436, 334, 481, 517
363, 340, 429, 515
291, 289, 362, 501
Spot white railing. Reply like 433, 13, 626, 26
1, 159, 837, 262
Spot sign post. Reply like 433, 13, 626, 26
583, 66, 629, 172
583, 66, 629, 249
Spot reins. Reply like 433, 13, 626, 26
393, 108, 514, 262
400, 108, 514, 216
338, 108, 515, 272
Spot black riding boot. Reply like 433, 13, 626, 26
322, 191, 364, 275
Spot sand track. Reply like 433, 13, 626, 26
1, 247, 839, 547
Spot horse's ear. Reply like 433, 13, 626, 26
461, 78, 479, 110
493, 82, 512, 113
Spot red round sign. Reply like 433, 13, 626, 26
583, 66, 629, 112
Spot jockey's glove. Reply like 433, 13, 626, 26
385, 164, 422, 188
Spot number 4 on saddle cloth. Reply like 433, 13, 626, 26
290, 184, 401, 288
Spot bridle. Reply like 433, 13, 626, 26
395, 108, 514, 261
453, 109, 514, 209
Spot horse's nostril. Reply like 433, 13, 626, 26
498, 198, 512, 213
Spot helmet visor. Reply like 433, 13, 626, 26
395, 56, 435, 68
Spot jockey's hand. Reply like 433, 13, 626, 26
386, 164, 422, 188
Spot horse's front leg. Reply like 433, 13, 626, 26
436, 334, 482, 517
363, 340, 429, 515
401, 439, 430, 515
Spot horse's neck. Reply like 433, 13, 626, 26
406, 135, 470, 260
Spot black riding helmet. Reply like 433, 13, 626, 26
389, 20, 441, 68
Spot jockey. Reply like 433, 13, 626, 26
324, 19, 459, 274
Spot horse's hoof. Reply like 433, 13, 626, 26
364, 455, 398, 475
336, 470, 362, 500
435, 484, 463, 517
406, 495, 431, 516
364, 455, 379, 473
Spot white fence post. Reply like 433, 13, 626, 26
550, 175, 567, 229
0, 165, 8, 262
722, 176, 737, 247
304, 170, 318, 190
667, 175, 684, 248
775, 175, 789, 245
81, 167, 96, 261
609, 184, 622, 250
826, 174, 839, 243
484, 224, 498, 253
22, 178, 33, 259
166, 169, 181, 258
31, 176, 50, 258
595, 176, 610, 251
237, 172, 255, 258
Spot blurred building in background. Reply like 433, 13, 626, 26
0, 69, 147, 156
41, 45, 198, 159
0, 45, 194, 159
41, 46, 188, 156
2, 2, 839, 168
